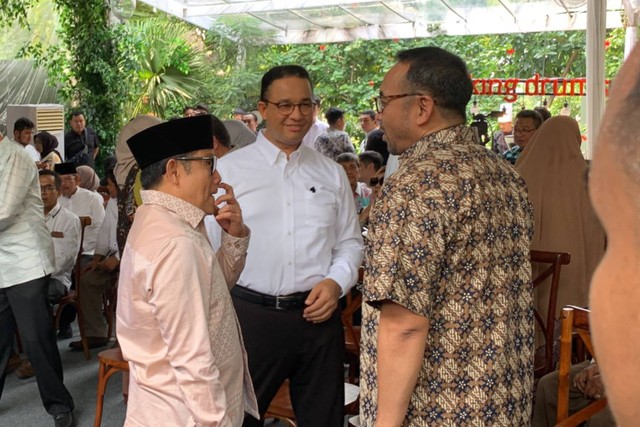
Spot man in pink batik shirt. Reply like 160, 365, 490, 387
116, 115, 258, 426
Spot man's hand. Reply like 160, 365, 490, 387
303, 279, 341, 323
97, 256, 120, 273
574, 363, 605, 400
215, 182, 248, 238
82, 260, 100, 274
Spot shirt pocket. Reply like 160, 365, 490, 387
304, 187, 338, 227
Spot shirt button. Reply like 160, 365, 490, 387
288, 261, 292, 266
286, 202, 291, 206
287, 231, 292, 236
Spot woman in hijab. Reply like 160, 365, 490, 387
516, 116, 605, 342
34, 131, 62, 168
76, 165, 100, 192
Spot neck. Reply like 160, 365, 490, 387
44, 203, 56, 216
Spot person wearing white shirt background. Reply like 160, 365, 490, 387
0, 134, 76, 427
301, 94, 330, 149
54, 162, 105, 262
208, 65, 363, 427
12, 116, 41, 162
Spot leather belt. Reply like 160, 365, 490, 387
231, 285, 310, 310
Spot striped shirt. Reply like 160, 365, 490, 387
0, 137, 55, 288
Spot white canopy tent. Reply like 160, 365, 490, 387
139, 0, 640, 156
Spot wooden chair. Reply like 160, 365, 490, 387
94, 348, 129, 427
555, 306, 608, 426
54, 216, 92, 360
530, 249, 571, 378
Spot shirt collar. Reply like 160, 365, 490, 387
402, 124, 475, 160
45, 203, 62, 221
255, 130, 303, 166
141, 190, 205, 229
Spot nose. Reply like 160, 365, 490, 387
211, 169, 222, 185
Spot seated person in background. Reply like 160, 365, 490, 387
503, 109, 543, 165
69, 169, 119, 351
242, 112, 259, 134
358, 150, 383, 185
315, 107, 355, 160
336, 152, 371, 215
34, 131, 62, 169
76, 165, 100, 192
533, 360, 614, 426
55, 162, 105, 265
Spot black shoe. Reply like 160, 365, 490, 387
53, 411, 74, 427
57, 323, 73, 340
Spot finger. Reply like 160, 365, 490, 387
304, 303, 333, 321
218, 182, 234, 197
304, 287, 321, 306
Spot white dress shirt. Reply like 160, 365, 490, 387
45, 203, 81, 289
22, 142, 41, 162
207, 131, 363, 296
301, 119, 329, 150
95, 198, 119, 259
59, 187, 105, 256
0, 137, 54, 288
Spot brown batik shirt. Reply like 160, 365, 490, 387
360, 125, 534, 426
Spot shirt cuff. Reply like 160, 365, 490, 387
220, 227, 250, 258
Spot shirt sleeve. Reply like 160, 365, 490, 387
216, 229, 250, 289
0, 148, 33, 231
325, 167, 364, 295
147, 236, 231, 427
57, 214, 81, 276
363, 171, 447, 318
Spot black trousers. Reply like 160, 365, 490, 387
233, 295, 345, 427
0, 276, 74, 415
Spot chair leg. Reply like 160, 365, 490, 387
94, 360, 108, 427
75, 303, 91, 360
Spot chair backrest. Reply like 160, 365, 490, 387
556, 306, 608, 426
74, 216, 92, 288
530, 249, 571, 378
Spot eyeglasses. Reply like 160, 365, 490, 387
174, 156, 217, 175
513, 127, 537, 133
369, 177, 384, 187
40, 185, 57, 193
262, 100, 314, 116
374, 93, 425, 114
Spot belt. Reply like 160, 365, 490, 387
231, 285, 310, 310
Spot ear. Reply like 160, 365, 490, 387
416, 96, 436, 126
164, 158, 180, 183
212, 136, 220, 150
257, 101, 269, 122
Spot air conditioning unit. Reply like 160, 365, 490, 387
7, 104, 65, 159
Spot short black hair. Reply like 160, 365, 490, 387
39, 169, 62, 189
313, 94, 322, 106
336, 152, 359, 164
396, 46, 472, 121
14, 117, 35, 132
140, 151, 198, 190
534, 107, 551, 122
260, 65, 312, 101
325, 107, 344, 125
515, 109, 543, 129
359, 151, 384, 170
360, 110, 376, 120
70, 110, 85, 118
195, 104, 210, 114
244, 112, 258, 122
211, 115, 231, 148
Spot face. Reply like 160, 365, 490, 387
184, 108, 196, 117
359, 162, 377, 183
513, 117, 539, 148
39, 174, 59, 211
258, 76, 313, 153
14, 128, 33, 146
176, 149, 221, 214
34, 137, 43, 153
339, 160, 359, 189
359, 114, 377, 133
70, 114, 86, 134
59, 174, 78, 197
233, 113, 244, 121
242, 114, 258, 132
498, 120, 512, 133
378, 62, 417, 155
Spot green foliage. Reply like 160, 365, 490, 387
0, 0, 36, 27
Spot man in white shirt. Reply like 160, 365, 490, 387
301, 94, 329, 149
210, 65, 363, 427
54, 162, 105, 263
70, 170, 119, 351
12, 117, 41, 162
0, 136, 75, 427
39, 170, 81, 339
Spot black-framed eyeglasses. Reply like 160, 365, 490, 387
174, 156, 217, 175
40, 185, 57, 193
262, 100, 314, 116
369, 177, 384, 187
373, 93, 425, 114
